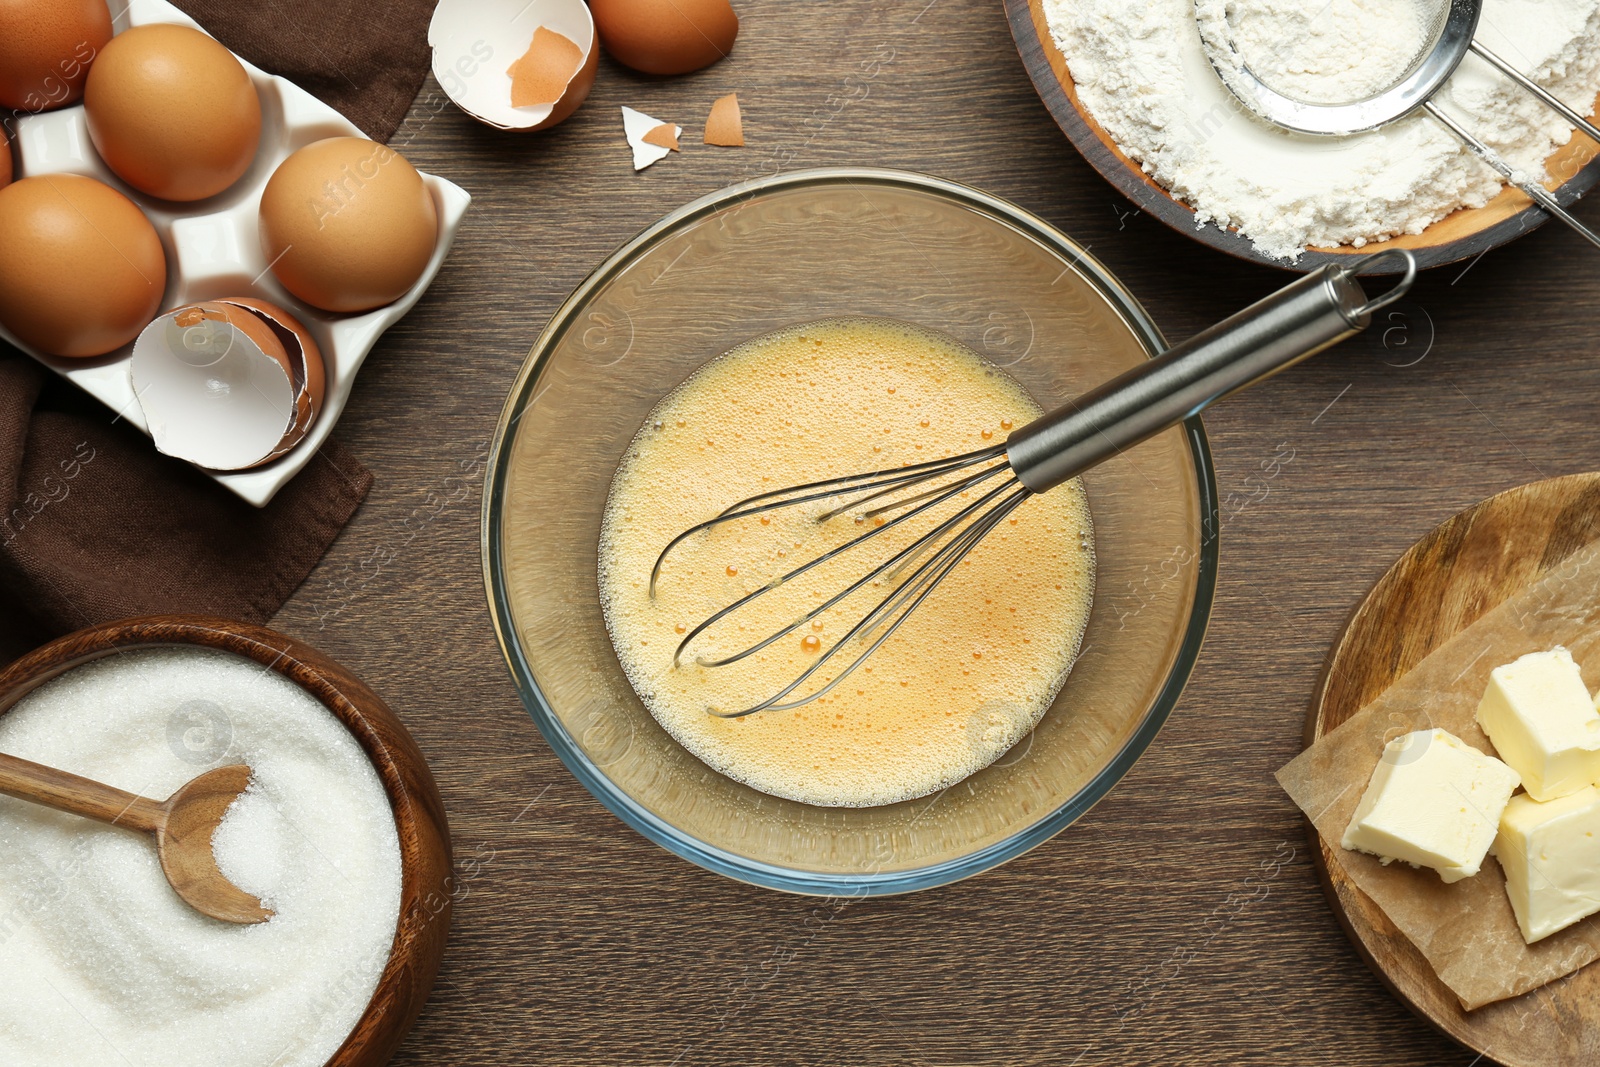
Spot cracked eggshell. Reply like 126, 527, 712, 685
131, 299, 325, 470
621, 106, 679, 170
222, 297, 325, 440
429, 0, 597, 132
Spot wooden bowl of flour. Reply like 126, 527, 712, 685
0, 616, 453, 1067
1004, 0, 1600, 271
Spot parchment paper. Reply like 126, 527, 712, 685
1278, 534, 1600, 1010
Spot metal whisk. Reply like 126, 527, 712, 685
652, 248, 1417, 717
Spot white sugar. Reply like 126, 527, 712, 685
0, 648, 403, 1067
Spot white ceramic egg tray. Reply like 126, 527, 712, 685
2, 0, 471, 506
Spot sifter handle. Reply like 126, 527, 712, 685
1005, 248, 1416, 494
1422, 101, 1600, 254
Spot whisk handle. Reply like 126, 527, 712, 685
1005, 248, 1416, 494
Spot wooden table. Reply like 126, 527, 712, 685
268, 2, 1600, 1062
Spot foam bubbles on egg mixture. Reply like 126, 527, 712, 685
598, 318, 1095, 808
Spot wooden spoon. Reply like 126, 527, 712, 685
0, 752, 272, 925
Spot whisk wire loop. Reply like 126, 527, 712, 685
668, 457, 1015, 668
682, 468, 1022, 672
648, 444, 1007, 598
708, 481, 1032, 718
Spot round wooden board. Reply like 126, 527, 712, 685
1002, 0, 1600, 273
1308, 473, 1600, 1067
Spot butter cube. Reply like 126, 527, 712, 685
1342, 729, 1521, 883
1493, 786, 1600, 943
1476, 647, 1600, 802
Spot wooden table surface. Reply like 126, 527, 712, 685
265, 2, 1600, 1063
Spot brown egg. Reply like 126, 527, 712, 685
84, 23, 261, 202
590, 0, 737, 75
0, 0, 112, 112
0, 173, 166, 357
258, 137, 438, 313
0, 126, 12, 189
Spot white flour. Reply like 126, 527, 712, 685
1201, 0, 1435, 105
1044, 0, 1600, 260
0, 649, 403, 1067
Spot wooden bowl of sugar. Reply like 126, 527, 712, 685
0, 616, 452, 1067
1005, 0, 1600, 272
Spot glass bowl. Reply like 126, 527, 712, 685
483, 168, 1218, 895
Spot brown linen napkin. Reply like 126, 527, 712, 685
171, 0, 439, 142
0, 349, 373, 664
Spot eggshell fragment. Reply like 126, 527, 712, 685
590, 0, 737, 75
622, 107, 680, 170
0, 0, 112, 112
429, 0, 597, 131
508, 27, 582, 109
704, 93, 744, 146
642, 123, 679, 151
131, 299, 325, 470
